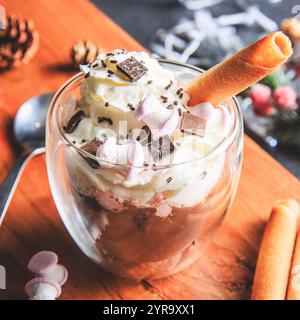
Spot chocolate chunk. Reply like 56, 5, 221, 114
128, 126, 174, 162
97, 117, 113, 125
116, 56, 148, 82
81, 138, 103, 155
180, 112, 206, 137
80, 138, 104, 169
64, 110, 85, 134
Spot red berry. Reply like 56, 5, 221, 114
249, 84, 271, 107
253, 103, 275, 117
273, 85, 297, 110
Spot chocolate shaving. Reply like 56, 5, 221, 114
80, 138, 103, 169
180, 112, 206, 137
149, 135, 175, 162
97, 117, 113, 125
63, 110, 85, 134
116, 56, 148, 82
81, 138, 103, 155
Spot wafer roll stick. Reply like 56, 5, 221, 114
251, 199, 300, 300
186, 32, 292, 106
287, 228, 300, 300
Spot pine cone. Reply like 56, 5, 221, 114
71, 41, 102, 67
0, 14, 39, 70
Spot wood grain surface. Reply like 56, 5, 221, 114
0, 0, 300, 300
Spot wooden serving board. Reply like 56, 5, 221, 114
0, 0, 300, 300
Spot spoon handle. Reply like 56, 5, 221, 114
0, 148, 45, 226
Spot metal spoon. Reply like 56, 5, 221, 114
0, 93, 54, 225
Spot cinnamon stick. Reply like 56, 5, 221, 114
251, 199, 300, 300
287, 228, 300, 300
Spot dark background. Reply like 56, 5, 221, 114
92, 0, 300, 178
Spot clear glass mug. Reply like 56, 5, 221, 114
46, 60, 243, 280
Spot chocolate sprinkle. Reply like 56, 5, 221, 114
110, 60, 117, 64
178, 109, 182, 116
84, 72, 90, 79
165, 80, 173, 90
101, 60, 107, 68
105, 102, 109, 107
97, 117, 113, 125
147, 80, 153, 84
127, 103, 135, 111
116, 56, 148, 82
81, 138, 103, 155
166, 177, 172, 183
179, 92, 184, 99
64, 110, 85, 134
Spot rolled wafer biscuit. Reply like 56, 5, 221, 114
287, 228, 300, 300
186, 32, 292, 106
251, 199, 300, 300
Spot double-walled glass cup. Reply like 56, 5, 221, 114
46, 60, 243, 280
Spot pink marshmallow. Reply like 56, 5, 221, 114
135, 95, 161, 121
155, 109, 179, 138
27, 251, 68, 286
127, 140, 145, 179
25, 277, 61, 300
190, 102, 215, 120
27, 251, 58, 274
190, 102, 230, 133
97, 136, 117, 166
135, 96, 180, 138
